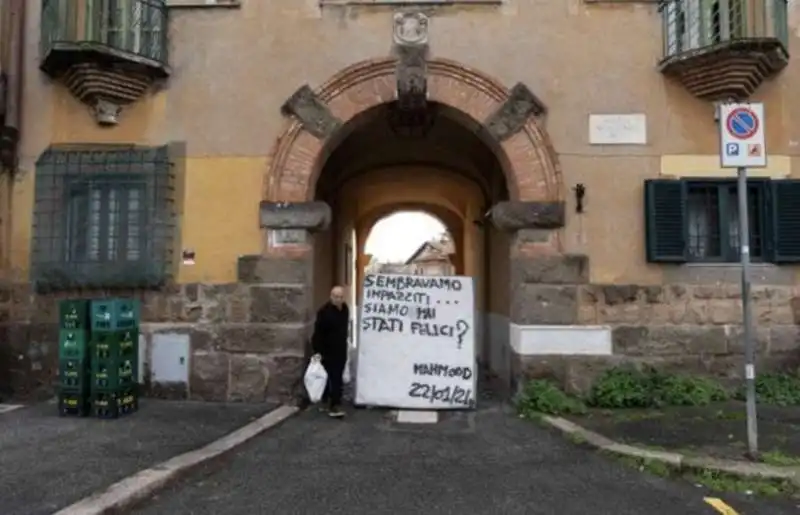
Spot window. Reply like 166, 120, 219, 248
645, 178, 800, 264
685, 180, 765, 261
662, 0, 749, 56
92, 0, 164, 58
65, 177, 146, 264
32, 145, 174, 291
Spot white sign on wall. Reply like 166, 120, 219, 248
718, 103, 767, 168
589, 114, 647, 145
355, 273, 476, 410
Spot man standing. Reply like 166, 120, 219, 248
311, 285, 349, 418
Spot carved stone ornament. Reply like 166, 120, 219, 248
393, 12, 429, 46
93, 98, 122, 126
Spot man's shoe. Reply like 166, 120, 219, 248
329, 408, 345, 418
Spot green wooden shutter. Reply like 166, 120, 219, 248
770, 179, 800, 263
644, 179, 687, 262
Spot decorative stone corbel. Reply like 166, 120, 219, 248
93, 99, 123, 126
259, 201, 332, 232
489, 201, 565, 231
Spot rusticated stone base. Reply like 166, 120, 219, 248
512, 350, 800, 397
511, 281, 800, 394
2, 271, 800, 403
0, 282, 312, 403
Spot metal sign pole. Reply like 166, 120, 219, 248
736, 165, 759, 458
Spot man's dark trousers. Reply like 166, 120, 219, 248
322, 354, 346, 408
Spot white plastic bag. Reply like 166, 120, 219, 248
342, 358, 352, 385
304, 355, 328, 403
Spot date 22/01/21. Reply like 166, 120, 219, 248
408, 382, 474, 406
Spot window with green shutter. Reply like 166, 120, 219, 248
645, 177, 800, 264
771, 180, 800, 262
645, 179, 687, 262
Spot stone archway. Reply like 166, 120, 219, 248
249, 57, 588, 399
264, 57, 563, 211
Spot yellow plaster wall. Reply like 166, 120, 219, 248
561, 154, 795, 286
8, 81, 266, 284
660, 155, 793, 178
8, 151, 265, 285
9, 170, 33, 280
177, 156, 264, 283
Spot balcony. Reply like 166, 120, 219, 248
659, 0, 789, 101
40, 0, 169, 125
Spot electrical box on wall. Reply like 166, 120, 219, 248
151, 333, 190, 385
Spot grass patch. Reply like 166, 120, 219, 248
761, 449, 800, 467
736, 372, 800, 407
514, 380, 586, 417
714, 409, 746, 421
519, 368, 800, 416
610, 453, 799, 498
607, 410, 665, 423
684, 468, 795, 498
587, 367, 728, 409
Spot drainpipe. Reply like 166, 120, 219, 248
1, 0, 23, 172
0, 0, 23, 275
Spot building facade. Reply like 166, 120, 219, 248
404, 235, 456, 276
1, 0, 799, 401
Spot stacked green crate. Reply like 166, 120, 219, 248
57, 300, 91, 417
89, 299, 141, 419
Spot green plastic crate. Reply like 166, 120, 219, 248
58, 389, 91, 417
92, 388, 138, 419
92, 330, 138, 360
59, 299, 90, 330
58, 358, 90, 390
90, 299, 141, 332
91, 357, 137, 390
58, 329, 90, 360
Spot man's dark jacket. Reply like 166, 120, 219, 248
311, 301, 349, 362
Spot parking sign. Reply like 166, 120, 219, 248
719, 103, 766, 168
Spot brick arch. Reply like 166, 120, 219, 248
265, 57, 563, 203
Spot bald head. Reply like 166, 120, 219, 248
330, 286, 345, 307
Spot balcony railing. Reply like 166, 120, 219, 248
41, 0, 168, 66
661, 0, 788, 60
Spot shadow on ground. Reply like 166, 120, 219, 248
0, 399, 276, 515
566, 401, 800, 462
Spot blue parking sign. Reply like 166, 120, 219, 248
726, 143, 739, 156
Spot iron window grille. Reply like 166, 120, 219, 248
32, 145, 175, 291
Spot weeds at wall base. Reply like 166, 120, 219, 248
608, 453, 800, 499
514, 368, 800, 418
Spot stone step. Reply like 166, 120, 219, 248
395, 410, 439, 424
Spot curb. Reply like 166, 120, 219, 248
540, 415, 800, 484
54, 405, 299, 515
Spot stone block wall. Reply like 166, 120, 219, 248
515, 282, 800, 394
0, 282, 311, 402
3, 271, 799, 403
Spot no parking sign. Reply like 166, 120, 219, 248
719, 103, 767, 168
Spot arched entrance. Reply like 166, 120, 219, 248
255, 57, 581, 395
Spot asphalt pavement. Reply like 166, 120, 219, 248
0, 399, 273, 515
129, 401, 798, 515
